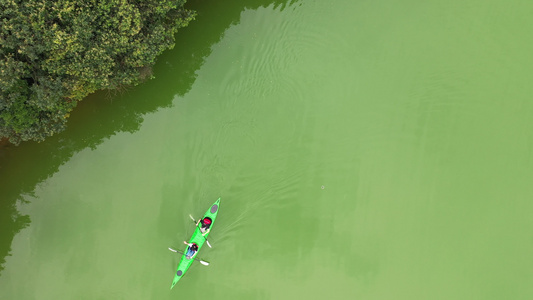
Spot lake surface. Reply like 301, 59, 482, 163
1, 0, 533, 299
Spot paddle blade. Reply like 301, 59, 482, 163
200, 260, 210, 266
168, 247, 177, 252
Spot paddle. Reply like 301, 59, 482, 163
168, 247, 210, 266
189, 214, 212, 248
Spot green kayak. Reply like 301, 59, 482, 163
170, 198, 220, 289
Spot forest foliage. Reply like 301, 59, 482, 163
0, 0, 195, 144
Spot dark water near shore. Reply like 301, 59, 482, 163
1, 0, 533, 299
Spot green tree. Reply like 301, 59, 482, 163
0, 0, 195, 144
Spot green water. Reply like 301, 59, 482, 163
1, 0, 533, 299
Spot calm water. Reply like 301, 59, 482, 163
1, 0, 533, 299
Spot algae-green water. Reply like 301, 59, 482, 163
1, 0, 532, 299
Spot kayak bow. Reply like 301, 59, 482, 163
170, 198, 220, 289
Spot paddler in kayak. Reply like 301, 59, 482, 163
183, 241, 199, 259
196, 217, 212, 236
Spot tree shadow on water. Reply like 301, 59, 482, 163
0, 0, 294, 275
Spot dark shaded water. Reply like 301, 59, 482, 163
1, 0, 533, 299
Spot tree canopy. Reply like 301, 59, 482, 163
0, 0, 195, 144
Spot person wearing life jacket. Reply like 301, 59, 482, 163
196, 217, 212, 236
183, 241, 199, 259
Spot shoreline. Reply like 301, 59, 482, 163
0, 138, 11, 149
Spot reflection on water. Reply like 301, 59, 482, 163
1, 0, 533, 299
0, 0, 293, 276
